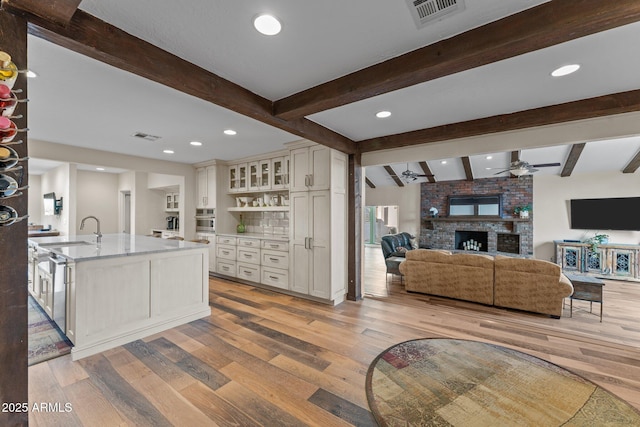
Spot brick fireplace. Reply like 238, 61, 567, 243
420, 176, 533, 256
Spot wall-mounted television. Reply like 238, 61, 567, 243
43, 192, 62, 216
570, 197, 640, 231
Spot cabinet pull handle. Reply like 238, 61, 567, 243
304, 175, 310, 187
270, 244, 278, 248
269, 257, 279, 262
244, 254, 251, 258
269, 275, 279, 280
308, 174, 313, 187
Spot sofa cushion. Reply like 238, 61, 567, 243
494, 255, 573, 317
402, 250, 494, 305
495, 255, 560, 277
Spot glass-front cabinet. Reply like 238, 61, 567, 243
271, 156, 289, 190
248, 160, 271, 191
229, 163, 248, 192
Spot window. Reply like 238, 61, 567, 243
448, 194, 502, 217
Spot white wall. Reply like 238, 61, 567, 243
29, 140, 196, 239
27, 174, 42, 226
534, 171, 640, 261
75, 170, 119, 235
40, 163, 76, 236
365, 183, 421, 237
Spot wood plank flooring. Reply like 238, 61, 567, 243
29, 247, 640, 426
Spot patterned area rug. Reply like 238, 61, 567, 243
28, 295, 72, 366
366, 338, 640, 426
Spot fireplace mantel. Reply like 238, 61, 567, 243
423, 217, 529, 223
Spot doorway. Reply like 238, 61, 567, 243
364, 205, 399, 244
121, 191, 131, 234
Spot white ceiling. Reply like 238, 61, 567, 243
23, 0, 640, 182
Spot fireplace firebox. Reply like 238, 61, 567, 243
455, 230, 489, 252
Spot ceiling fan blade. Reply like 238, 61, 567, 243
531, 163, 561, 168
415, 174, 434, 177
493, 169, 511, 175
528, 168, 539, 173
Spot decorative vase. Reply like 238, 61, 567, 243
236, 214, 245, 233
519, 210, 529, 219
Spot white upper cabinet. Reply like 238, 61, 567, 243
196, 165, 216, 208
290, 146, 330, 192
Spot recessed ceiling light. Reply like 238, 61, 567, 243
190, 141, 202, 146
254, 14, 281, 36
440, 160, 447, 165
163, 149, 174, 154
96, 167, 105, 171
224, 129, 237, 136
551, 64, 580, 77
485, 155, 493, 160
376, 111, 392, 119
26, 70, 37, 78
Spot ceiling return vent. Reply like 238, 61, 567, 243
406, 0, 465, 29
131, 132, 161, 142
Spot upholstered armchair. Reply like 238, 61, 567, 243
381, 232, 416, 284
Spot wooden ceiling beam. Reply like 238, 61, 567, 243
365, 177, 376, 189
419, 161, 436, 183
24, 10, 357, 154
623, 150, 640, 174
359, 89, 640, 153
273, 0, 640, 120
561, 143, 586, 177
383, 165, 404, 187
461, 157, 473, 181
2, 0, 81, 26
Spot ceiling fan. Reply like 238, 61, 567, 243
492, 159, 561, 176
397, 163, 434, 182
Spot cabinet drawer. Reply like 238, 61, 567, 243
237, 247, 260, 265
217, 244, 236, 260
261, 266, 289, 290
237, 262, 260, 282
261, 249, 289, 269
216, 236, 237, 246
261, 240, 289, 252
238, 238, 260, 248
217, 260, 236, 277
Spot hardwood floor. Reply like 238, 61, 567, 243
29, 247, 640, 426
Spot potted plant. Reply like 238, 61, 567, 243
514, 204, 532, 219
585, 233, 609, 252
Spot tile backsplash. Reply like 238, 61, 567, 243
241, 211, 289, 235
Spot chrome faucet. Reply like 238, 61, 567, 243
80, 216, 102, 244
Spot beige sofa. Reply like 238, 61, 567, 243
399, 249, 574, 317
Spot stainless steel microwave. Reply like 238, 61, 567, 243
195, 208, 215, 231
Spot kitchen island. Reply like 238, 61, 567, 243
28, 234, 211, 360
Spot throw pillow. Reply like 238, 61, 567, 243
410, 237, 419, 250
397, 246, 408, 253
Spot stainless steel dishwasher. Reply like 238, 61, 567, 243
49, 252, 68, 333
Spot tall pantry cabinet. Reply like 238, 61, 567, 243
288, 141, 347, 304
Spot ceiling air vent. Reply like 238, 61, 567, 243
406, 0, 465, 29
131, 132, 161, 142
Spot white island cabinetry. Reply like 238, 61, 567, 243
29, 234, 211, 360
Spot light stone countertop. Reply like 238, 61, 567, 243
215, 232, 289, 241
28, 234, 207, 262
